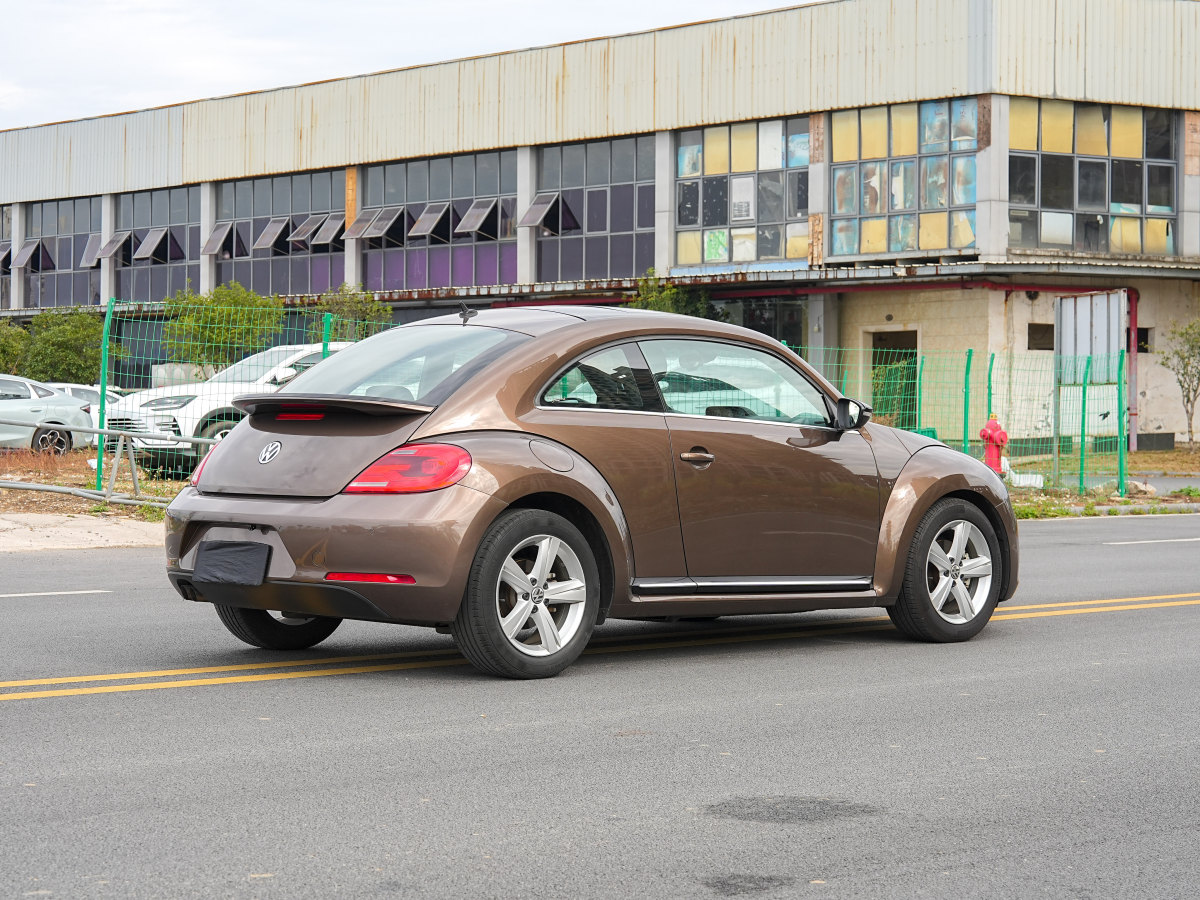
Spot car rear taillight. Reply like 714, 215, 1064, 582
190, 445, 218, 486
343, 443, 472, 494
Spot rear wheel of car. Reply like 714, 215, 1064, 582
214, 605, 342, 650
889, 498, 1001, 642
32, 426, 72, 455
452, 509, 600, 679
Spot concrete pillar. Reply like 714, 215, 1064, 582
10, 203, 25, 309
198, 183, 216, 294
654, 130, 674, 275
99, 194, 116, 303
805, 293, 841, 379
976, 94, 1009, 262
342, 167, 362, 289
516, 146, 536, 284
807, 116, 828, 266
1180, 111, 1199, 259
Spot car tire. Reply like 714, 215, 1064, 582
32, 426, 73, 455
452, 509, 600, 679
199, 418, 239, 442
214, 605, 342, 650
888, 498, 1001, 642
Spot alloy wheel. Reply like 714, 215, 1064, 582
925, 520, 993, 624
494, 534, 588, 657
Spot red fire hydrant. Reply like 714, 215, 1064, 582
979, 413, 1008, 475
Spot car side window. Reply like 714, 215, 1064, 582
0, 379, 31, 400
541, 345, 651, 411
639, 339, 831, 426
32, 384, 55, 398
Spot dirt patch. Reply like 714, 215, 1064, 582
0, 448, 183, 520
1126, 447, 1200, 475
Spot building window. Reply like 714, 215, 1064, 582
212, 171, 345, 297
674, 120, 809, 266
0, 205, 11, 309
353, 150, 517, 290
114, 187, 201, 303
828, 99, 979, 258
1008, 99, 1176, 255
21, 197, 103, 307
1027, 323, 1055, 350
534, 136, 655, 281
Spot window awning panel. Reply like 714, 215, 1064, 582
251, 217, 291, 251
311, 213, 345, 245
98, 231, 132, 259
288, 214, 326, 242
133, 226, 169, 260
342, 209, 381, 241
407, 202, 450, 238
455, 198, 497, 235
79, 233, 103, 269
517, 193, 559, 228
12, 239, 42, 268
362, 206, 405, 239
201, 221, 233, 255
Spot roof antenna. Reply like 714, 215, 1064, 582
458, 302, 477, 326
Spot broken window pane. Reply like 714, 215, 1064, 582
889, 215, 917, 252
757, 224, 783, 259
676, 181, 699, 227
1008, 209, 1038, 248
890, 160, 916, 210
1147, 164, 1174, 213
861, 162, 885, 214
951, 156, 976, 206
1040, 155, 1074, 210
1075, 213, 1108, 252
950, 98, 978, 150
786, 118, 810, 167
950, 210, 976, 248
758, 120, 784, 170
920, 157, 948, 209
757, 171, 784, 222
678, 130, 702, 178
1075, 104, 1108, 155
1009, 155, 1037, 205
919, 101, 949, 153
1144, 108, 1173, 159
787, 170, 809, 219
702, 176, 728, 227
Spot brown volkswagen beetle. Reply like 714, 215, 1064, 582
165, 306, 1018, 678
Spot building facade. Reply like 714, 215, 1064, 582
1, 0, 1198, 442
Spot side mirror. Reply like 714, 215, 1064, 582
836, 397, 872, 430
267, 367, 298, 387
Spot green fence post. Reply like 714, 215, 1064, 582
986, 352, 995, 417
94, 297, 116, 491
321, 313, 333, 358
1117, 349, 1126, 497
962, 348, 973, 454
1079, 355, 1093, 495
916, 355, 925, 431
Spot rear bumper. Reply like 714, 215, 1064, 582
165, 484, 507, 626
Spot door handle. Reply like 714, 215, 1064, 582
30, 407, 44, 413
680, 450, 715, 464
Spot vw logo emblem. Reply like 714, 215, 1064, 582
258, 441, 282, 465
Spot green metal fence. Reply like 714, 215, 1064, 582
792, 344, 1127, 495
91, 297, 1126, 496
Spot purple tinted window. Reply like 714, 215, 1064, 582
311, 256, 331, 293
610, 234, 634, 277
234, 260, 251, 287
169, 265, 187, 295
500, 243, 518, 285
452, 245, 474, 285
150, 265, 168, 301
383, 248, 405, 290
611, 185, 635, 232
537, 241, 557, 282
635, 233, 654, 276
584, 236, 608, 279
560, 238, 583, 280
290, 257, 310, 295
251, 260, 270, 293
271, 258, 290, 294
475, 244, 498, 286
217, 261, 233, 285
330, 255, 344, 289
406, 249, 428, 289
365, 251, 383, 291
586, 190, 608, 233
637, 185, 655, 229
429, 246, 451, 287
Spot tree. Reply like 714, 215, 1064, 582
161, 282, 284, 368
306, 283, 392, 343
0, 320, 29, 375
624, 269, 726, 321
1159, 318, 1200, 451
20, 310, 112, 383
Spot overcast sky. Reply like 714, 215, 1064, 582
0, 0, 810, 132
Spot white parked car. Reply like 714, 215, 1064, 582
45, 383, 125, 446
0, 376, 93, 453
106, 343, 348, 467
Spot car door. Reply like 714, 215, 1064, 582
639, 338, 880, 586
0, 378, 39, 446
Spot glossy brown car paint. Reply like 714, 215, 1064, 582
165, 305, 1017, 630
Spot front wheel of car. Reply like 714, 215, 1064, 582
452, 509, 600, 679
889, 498, 1001, 642
32, 426, 72, 455
214, 605, 342, 650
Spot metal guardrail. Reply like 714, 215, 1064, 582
0, 417, 215, 508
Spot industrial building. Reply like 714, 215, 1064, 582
1, 0, 1198, 444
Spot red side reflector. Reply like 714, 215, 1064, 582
325, 572, 416, 585
277, 412, 325, 421
343, 443, 472, 494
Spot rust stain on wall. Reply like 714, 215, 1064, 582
810, 116, 825, 164
808, 213, 824, 267
1185, 111, 1200, 177
977, 95, 991, 150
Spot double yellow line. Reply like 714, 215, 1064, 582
3, 592, 1198, 702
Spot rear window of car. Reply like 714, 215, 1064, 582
280, 324, 529, 406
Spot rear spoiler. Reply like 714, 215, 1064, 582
233, 393, 435, 417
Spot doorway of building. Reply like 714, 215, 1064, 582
870, 331, 918, 431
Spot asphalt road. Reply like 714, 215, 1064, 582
2, 514, 1198, 899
